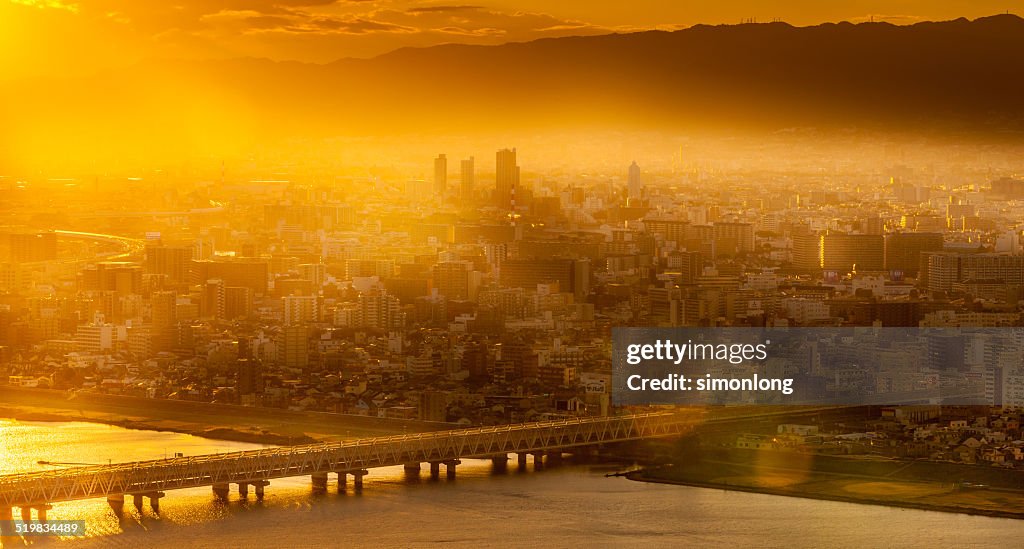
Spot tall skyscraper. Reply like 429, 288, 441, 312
495, 148, 519, 208
628, 161, 642, 200
460, 156, 475, 200
433, 154, 447, 196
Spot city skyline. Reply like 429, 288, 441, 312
4, 2, 1024, 546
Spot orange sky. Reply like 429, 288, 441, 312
1, 1, 1017, 79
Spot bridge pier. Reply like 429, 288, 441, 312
336, 472, 348, 489
0, 506, 14, 540
107, 494, 125, 517
147, 492, 165, 513
546, 451, 563, 466
517, 452, 528, 471
403, 462, 421, 482
491, 455, 509, 473
311, 473, 329, 493
212, 483, 230, 500
532, 451, 545, 469
352, 469, 368, 490
14, 503, 53, 525
238, 482, 250, 498
429, 462, 441, 480
251, 480, 270, 499
444, 459, 461, 479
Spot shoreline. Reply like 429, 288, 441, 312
0, 383, 450, 448
0, 406, 316, 446
0, 386, 452, 447
627, 469, 1024, 521
5, 399, 1024, 522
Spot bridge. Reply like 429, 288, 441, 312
0, 412, 689, 524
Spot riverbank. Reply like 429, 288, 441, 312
629, 449, 1024, 520
0, 404, 314, 445
0, 386, 453, 446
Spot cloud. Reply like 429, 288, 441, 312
306, 17, 414, 34
406, 5, 482, 14
377, 5, 613, 40
4, 0, 628, 67
434, 25, 505, 37
198, 8, 414, 35
9, 0, 78, 11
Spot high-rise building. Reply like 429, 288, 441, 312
885, 233, 944, 276
283, 294, 318, 326
460, 156, 475, 200
433, 261, 473, 300
359, 289, 404, 330
645, 219, 689, 245
500, 258, 589, 300
712, 222, 755, 258
461, 340, 489, 380
495, 148, 519, 208
0, 263, 30, 293
236, 358, 263, 398
821, 233, 885, 273
960, 254, 1024, 284
791, 228, 822, 272
627, 161, 642, 200
200, 278, 225, 320
923, 252, 960, 293
299, 263, 326, 287
190, 258, 269, 295
279, 325, 308, 369
925, 252, 1024, 293
145, 245, 193, 284
434, 154, 447, 196
81, 262, 143, 295
343, 259, 395, 280
10, 232, 57, 263
150, 290, 177, 352
224, 286, 252, 320
419, 391, 448, 422
74, 322, 115, 353
669, 251, 703, 285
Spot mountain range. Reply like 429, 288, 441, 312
4, 15, 1024, 167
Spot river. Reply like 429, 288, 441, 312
1, 419, 1022, 548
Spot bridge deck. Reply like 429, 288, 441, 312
0, 412, 689, 507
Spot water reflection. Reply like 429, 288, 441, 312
2, 420, 1024, 548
